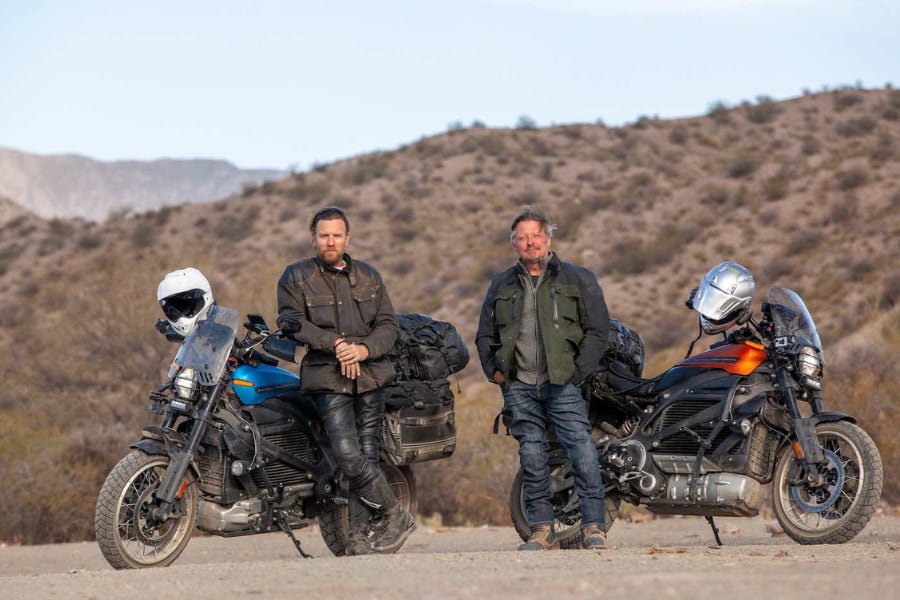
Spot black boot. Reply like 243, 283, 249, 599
360, 473, 416, 553
344, 526, 373, 556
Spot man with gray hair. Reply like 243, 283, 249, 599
476, 208, 610, 550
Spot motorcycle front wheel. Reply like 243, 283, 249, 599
94, 450, 199, 569
318, 464, 418, 556
772, 421, 883, 544
509, 449, 619, 549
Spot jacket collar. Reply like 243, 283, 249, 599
516, 251, 560, 278
315, 253, 357, 286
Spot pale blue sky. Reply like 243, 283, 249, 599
1, 0, 896, 170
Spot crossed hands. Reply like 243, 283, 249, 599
334, 338, 369, 380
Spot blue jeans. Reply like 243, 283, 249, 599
502, 380, 604, 528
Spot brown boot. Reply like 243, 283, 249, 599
518, 524, 559, 551
582, 524, 607, 550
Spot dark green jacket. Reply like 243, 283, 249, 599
277, 254, 399, 394
475, 252, 609, 386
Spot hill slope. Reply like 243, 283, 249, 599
0, 88, 897, 543
0, 147, 285, 221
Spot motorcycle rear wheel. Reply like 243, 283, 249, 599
318, 464, 418, 556
509, 450, 619, 549
772, 421, 883, 544
94, 450, 198, 569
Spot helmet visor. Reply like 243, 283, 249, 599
160, 289, 206, 321
693, 283, 744, 321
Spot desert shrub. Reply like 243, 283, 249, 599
287, 177, 332, 202
757, 208, 779, 226
392, 224, 418, 242
827, 195, 859, 224
214, 211, 255, 242
707, 100, 732, 125
764, 174, 790, 201
77, 233, 102, 250
785, 229, 821, 255
131, 221, 157, 248
835, 117, 877, 137
745, 96, 781, 124
835, 168, 869, 191
669, 126, 688, 145
760, 256, 796, 283
538, 162, 553, 181
515, 115, 537, 130
727, 154, 760, 178
509, 188, 541, 206
888, 89, 900, 108
241, 181, 258, 197
560, 125, 583, 139
833, 91, 864, 111
342, 153, 390, 185
879, 272, 900, 309
800, 135, 821, 156
870, 132, 894, 161
37, 235, 65, 256
605, 224, 695, 275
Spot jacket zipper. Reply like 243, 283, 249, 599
551, 286, 559, 330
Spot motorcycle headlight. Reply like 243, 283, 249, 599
796, 345, 823, 390
174, 367, 198, 400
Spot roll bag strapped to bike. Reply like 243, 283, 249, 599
381, 313, 469, 465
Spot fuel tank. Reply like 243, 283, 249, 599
231, 363, 300, 405
654, 342, 767, 391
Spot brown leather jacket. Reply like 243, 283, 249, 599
276, 254, 399, 394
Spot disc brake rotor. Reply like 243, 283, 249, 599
789, 449, 845, 514
133, 484, 176, 545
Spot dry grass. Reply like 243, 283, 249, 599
1, 87, 898, 543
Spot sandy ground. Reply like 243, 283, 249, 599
1, 515, 898, 600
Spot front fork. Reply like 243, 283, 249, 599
774, 364, 826, 487
149, 378, 226, 521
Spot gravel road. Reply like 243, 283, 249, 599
2, 514, 898, 600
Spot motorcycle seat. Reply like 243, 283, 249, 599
595, 360, 658, 401
279, 390, 321, 418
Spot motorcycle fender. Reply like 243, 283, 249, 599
131, 438, 202, 478
131, 437, 171, 457
809, 411, 856, 426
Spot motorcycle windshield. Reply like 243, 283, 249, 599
169, 305, 239, 385
766, 287, 824, 360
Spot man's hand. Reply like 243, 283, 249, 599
335, 339, 369, 380
492, 370, 506, 384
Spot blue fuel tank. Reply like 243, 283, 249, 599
230, 363, 300, 405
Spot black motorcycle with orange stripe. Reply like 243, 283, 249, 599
509, 262, 883, 547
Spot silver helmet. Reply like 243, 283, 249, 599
692, 261, 755, 335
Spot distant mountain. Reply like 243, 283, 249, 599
0, 147, 285, 221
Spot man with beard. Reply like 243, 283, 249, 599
476, 208, 610, 550
276, 206, 414, 555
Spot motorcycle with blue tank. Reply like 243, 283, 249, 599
508, 279, 884, 548
94, 306, 419, 568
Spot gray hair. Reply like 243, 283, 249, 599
509, 207, 556, 243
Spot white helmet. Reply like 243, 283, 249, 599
692, 261, 755, 335
156, 267, 214, 336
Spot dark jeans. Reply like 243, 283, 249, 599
313, 389, 385, 490
502, 380, 605, 528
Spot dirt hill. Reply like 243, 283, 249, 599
0, 87, 897, 544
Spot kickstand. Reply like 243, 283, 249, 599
275, 510, 314, 559
706, 515, 723, 546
